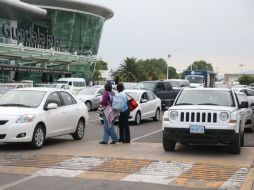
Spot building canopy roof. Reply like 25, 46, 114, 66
23, 0, 113, 20
0, 43, 96, 66
0, 0, 47, 21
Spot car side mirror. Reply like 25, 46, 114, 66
96, 93, 101, 97
47, 103, 58, 110
141, 99, 148, 103
239, 101, 249, 109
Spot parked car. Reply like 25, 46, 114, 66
46, 83, 73, 94
125, 89, 161, 125
76, 85, 104, 111
235, 91, 254, 132
166, 79, 190, 89
123, 82, 138, 89
57, 78, 86, 94
0, 83, 33, 96
233, 88, 254, 112
99, 89, 161, 125
162, 88, 247, 154
134, 81, 179, 110
0, 88, 88, 149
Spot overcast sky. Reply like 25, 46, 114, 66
94, 0, 254, 75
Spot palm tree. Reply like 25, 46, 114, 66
118, 57, 140, 82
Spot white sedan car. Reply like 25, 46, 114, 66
0, 88, 89, 149
125, 89, 161, 125
76, 85, 104, 111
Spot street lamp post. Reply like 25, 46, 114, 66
166, 54, 171, 79
239, 64, 244, 74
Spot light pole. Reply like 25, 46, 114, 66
239, 64, 244, 74
166, 54, 171, 79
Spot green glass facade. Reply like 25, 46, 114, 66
0, 9, 105, 83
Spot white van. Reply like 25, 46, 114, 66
57, 78, 86, 94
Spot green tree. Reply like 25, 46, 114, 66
92, 60, 108, 81
96, 60, 108, 70
93, 69, 101, 81
187, 60, 214, 71
167, 66, 179, 79
238, 75, 254, 85
118, 57, 140, 82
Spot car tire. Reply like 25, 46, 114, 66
163, 131, 176, 151
85, 101, 92, 111
31, 124, 45, 149
229, 133, 241, 154
72, 119, 86, 140
134, 111, 141, 125
153, 108, 160, 121
241, 132, 244, 147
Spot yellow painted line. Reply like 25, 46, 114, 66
0, 166, 39, 175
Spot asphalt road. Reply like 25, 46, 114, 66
0, 111, 254, 190
87, 111, 254, 147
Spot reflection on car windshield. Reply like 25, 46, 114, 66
134, 82, 156, 91
78, 87, 98, 95
0, 90, 46, 108
186, 76, 203, 84
176, 90, 234, 107
125, 92, 141, 102
0, 86, 15, 94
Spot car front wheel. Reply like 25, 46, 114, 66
229, 134, 241, 154
85, 101, 92, 111
134, 112, 141, 125
31, 124, 45, 149
72, 119, 86, 140
153, 108, 160, 121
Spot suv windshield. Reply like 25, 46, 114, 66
0, 90, 46, 108
134, 82, 156, 91
186, 76, 203, 84
176, 90, 234, 107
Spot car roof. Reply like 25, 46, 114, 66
124, 89, 150, 93
183, 88, 231, 92
14, 87, 62, 92
85, 85, 104, 89
235, 91, 246, 95
166, 79, 188, 81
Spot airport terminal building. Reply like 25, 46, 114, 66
0, 0, 113, 83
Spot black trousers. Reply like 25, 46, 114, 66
118, 110, 130, 142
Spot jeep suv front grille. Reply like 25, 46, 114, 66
180, 112, 217, 123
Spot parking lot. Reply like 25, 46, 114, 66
1, 110, 254, 190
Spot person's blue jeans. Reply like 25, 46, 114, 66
102, 116, 118, 143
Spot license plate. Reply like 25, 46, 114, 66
190, 125, 205, 134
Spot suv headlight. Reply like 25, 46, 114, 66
219, 112, 229, 121
16, 115, 35, 123
170, 111, 178, 120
